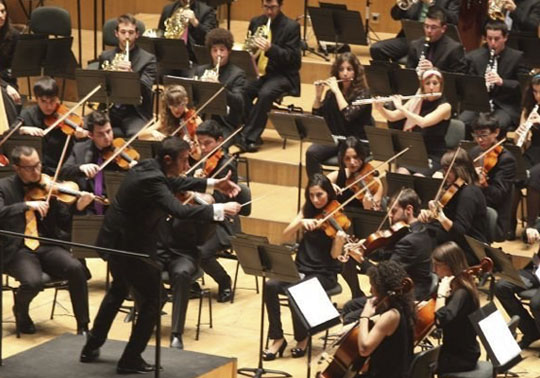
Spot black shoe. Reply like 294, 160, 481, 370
190, 281, 202, 299
235, 139, 248, 152
80, 343, 100, 363
217, 288, 232, 303
117, 358, 156, 375
77, 323, 89, 336
518, 334, 540, 349
255, 137, 263, 147
245, 143, 259, 153
170, 334, 183, 349
262, 339, 287, 361
13, 307, 36, 334
291, 346, 307, 358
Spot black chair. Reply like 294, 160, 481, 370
408, 346, 441, 378
30, 6, 71, 37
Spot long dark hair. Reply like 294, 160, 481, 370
302, 173, 336, 219
522, 73, 540, 117
440, 148, 479, 186
330, 52, 369, 101
0, 0, 14, 43
337, 136, 366, 172
432, 242, 480, 307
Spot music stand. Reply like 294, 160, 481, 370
231, 233, 295, 378
508, 32, 540, 67
71, 215, 104, 259
443, 73, 491, 113
230, 50, 259, 82
138, 37, 190, 72
3, 135, 43, 160
193, 44, 211, 66
75, 69, 142, 109
131, 140, 155, 160
163, 76, 227, 116
390, 68, 421, 96
104, 171, 126, 201
365, 63, 395, 96
402, 19, 462, 44
345, 207, 388, 238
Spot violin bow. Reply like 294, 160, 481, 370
433, 147, 461, 206
45, 133, 73, 204
0, 118, 24, 149
472, 137, 507, 163
376, 188, 405, 233
340, 147, 410, 194
42, 85, 102, 136
170, 85, 227, 137
96, 117, 156, 173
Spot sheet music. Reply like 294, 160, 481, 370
287, 277, 340, 328
478, 310, 521, 366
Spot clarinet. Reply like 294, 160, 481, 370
416, 36, 430, 76
486, 48, 497, 111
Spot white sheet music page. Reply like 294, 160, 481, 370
478, 310, 521, 366
287, 277, 340, 328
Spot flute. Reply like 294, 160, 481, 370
314, 78, 353, 86
352, 92, 442, 106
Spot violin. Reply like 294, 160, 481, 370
477, 145, 502, 187
24, 174, 109, 205
44, 104, 84, 136
101, 138, 140, 170
345, 163, 380, 205
203, 149, 223, 177
316, 200, 352, 239
181, 109, 202, 160
0, 153, 8, 167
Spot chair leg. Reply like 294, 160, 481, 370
12, 289, 20, 338
208, 290, 213, 329
196, 290, 203, 341
231, 260, 240, 304
50, 288, 60, 320
255, 276, 259, 294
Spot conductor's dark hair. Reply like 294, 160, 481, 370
11, 146, 37, 165
195, 120, 223, 140
86, 111, 110, 133
156, 136, 190, 163
390, 188, 422, 217
33, 76, 58, 98
485, 19, 508, 37
205, 28, 234, 51
472, 112, 499, 133
302, 173, 336, 218
426, 6, 447, 26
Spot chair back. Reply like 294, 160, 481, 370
30, 7, 71, 36
408, 346, 441, 378
103, 18, 146, 47
445, 119, 466, 149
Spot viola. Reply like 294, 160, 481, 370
181, 109, 202, 160
101, 138, 140, 170
44, 104, 84, 136
24, 174, 109, 205
203, 149, 223, 177
345, 163, 380, 203
432, 177, 467, 218
478, 145, 502, 187
316, 200, 352, 239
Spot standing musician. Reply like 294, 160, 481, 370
305, 53, 373, 178
374, 68, 451, 176
99, 14, 157, 138
80, 137, 241, 373
369, 0, 460, 63
341, 188, 435, 324
157, 0, 217, 62
237, 0, 301, 153
18, 76, 88, 174
432, 242, 481, 374
263, 174, 346, 360
419, 148, 489, 264
406, 6, 467, 77
191, 28, 247, 143
459, 20, 529, 136
356, 261, 415, 378
499, 0, 540, 33
193, 120, 238, 303
469, 113, 516, 241
0, 146, 93, 335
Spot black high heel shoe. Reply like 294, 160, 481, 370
262, 339, 287, 361
291, 346, 307, 358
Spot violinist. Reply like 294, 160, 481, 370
342, 188, 435, 324
432, 242, 480, 375
0, 146, 93, 335
194, 120, 237, 302
469, 113, 516, 240
19, 77, 88, 174
263, 174, 346, 360
191, 28, 246, 144
306, 53, 373, 177
327, 136, 383, 211
419, 148, 489, 264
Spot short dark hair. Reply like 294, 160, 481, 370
426, 6, 447, 26
485, 19, 508, 37
262, 0, 283, 6
205, 28, 234, 51
117, 14, 138, 32
390, 188, 421, 217
195, 120, 223, 140
86, 111, 110, 133
33, 76, 58, 98
156, 136, 190, 163
472, 112, 499, 133
11, 146, 37, 165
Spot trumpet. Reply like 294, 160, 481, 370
352, 92, 442, 106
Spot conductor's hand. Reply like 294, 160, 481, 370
26, 200, 49, 218
223, 201, 241, 216
80, 163, 100, 179
214, 170, 241, 197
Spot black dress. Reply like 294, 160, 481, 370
0, 27, 20, 88
436, 288, 481, 374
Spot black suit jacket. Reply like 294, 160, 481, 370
248, 12, 301, 96
407, 34, 467, 73
510, 0, 540, 32
96, 158, 214, 259
158, 0, 217, 61
0, 175, 72, 265
465, 45, 529, 122
192, 62, 247, 130
391, 0, 461, 37
99, 45, 157, 119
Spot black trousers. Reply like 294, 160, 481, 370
305, 143, 339, 178
265, 274, 336, 341
242, 74, 294, 144
88, 256, 162, 363
5, 245, 89, 326
199, 226, 231, 288
369, 37, 409, 62
109, 107, 149, 138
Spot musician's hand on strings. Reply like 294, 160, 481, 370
194, 168, 205, 178
223, 201, 241, 216
80, 163, 100, 179
526, 227, 540, 244
301, 218, 320, 231
19, 126, 45, 137
332, 183, 343, 196
6, 85, 21, 104
437, 275, 454, 299
76, 191, 95, 211
26, 200, 49, 218
214, 170, 241, 197
128, 160, 138, 169
75, 127, 89, 139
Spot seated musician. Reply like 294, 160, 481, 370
0, 0, 21, 100
469, 113, 516, 241
306, 53, 373, 177
157, 0, 217, 62
0, 146, 93, 334
355, 261, 415, 378
406, 6, 467, 77
99, 14, 156, 138
369, 0, 460, 63
237, 0, 301, 153
459, 20, 529, 136
374, 68, 451, 176
193, 120, 238, 303
341, 188, 435, 324
503, 0, 540, 33
19, 76, 87, 174
192, 28, 246, 144
60, 111, 126, 215
419, 148, 489, 264
432, 242, 480, 374
263, 174, 345, 360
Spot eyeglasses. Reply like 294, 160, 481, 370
16, 162, 42, 172
472, 132, 492, 140
262, 4, 279, 10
